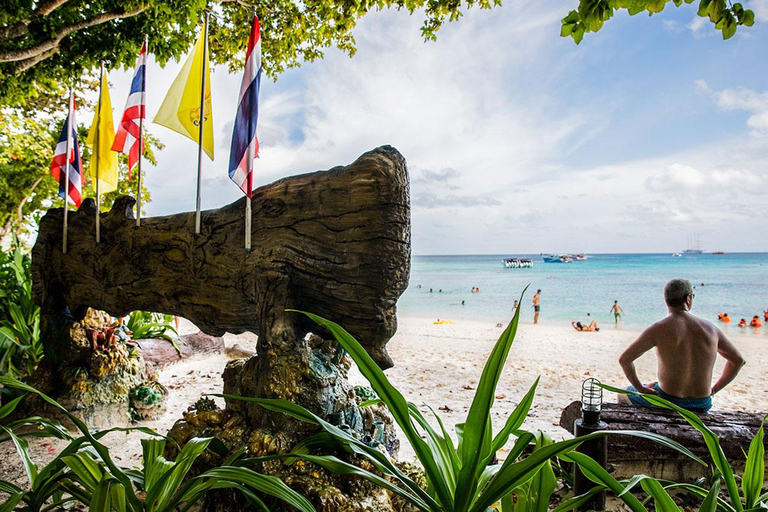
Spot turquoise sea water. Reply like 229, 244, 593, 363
397, 253, 768, 337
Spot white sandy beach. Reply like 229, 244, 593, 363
2, 315, 766, 486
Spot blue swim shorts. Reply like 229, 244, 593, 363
626, 383, 712, 413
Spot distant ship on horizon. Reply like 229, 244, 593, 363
682, 234, 704, 254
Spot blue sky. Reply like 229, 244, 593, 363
100, 0, 768, 255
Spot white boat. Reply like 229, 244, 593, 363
673, 252, 682, 257
683, 234, 704, 254
503, 257, 533, 268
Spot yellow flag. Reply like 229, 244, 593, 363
86, 69, 119, 193
154, 22, 214, 160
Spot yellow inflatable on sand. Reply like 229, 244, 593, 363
433, 319, 456, 325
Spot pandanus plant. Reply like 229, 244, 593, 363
567, 384, 768, 512
220, 292, 702, 512
0, 377, 315, 512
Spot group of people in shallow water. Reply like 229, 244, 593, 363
717, 309, 767, 328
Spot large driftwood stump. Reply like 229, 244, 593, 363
32, 146, 412, 509
560, 401, 768, 480
32, 145, 410, 370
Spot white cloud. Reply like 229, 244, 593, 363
687, 15, 711, 36
92, 1, 768, 254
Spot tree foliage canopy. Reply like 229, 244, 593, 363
2, 0, 756, 107
561, 0, 755, 44
0, 107, 160, 241
0, 0, 505, 107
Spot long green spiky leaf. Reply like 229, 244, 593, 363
3, 416, 73, 442
456, 296, 524, 512
197, 466, 316, 512
490, 377, 539, 456
601, 383, 741, 512
561, 451, 648, 512
473, 429, 700, 512
0, 424, 37, 486
286, 311, 454, 509
661, 483, 735, 512
0, 492, 24, 512
61, 452, 104, 492
0, 395, 24, 420
216, 392, 440, 510
146, 437, 211, 511
0, 377, 144, 511
551, 486, 608, 512
700, 478, 722, 512
640, 478, 680, 512
742, 418, 765, 508
295, 453, 433, 510
409, 403, 458, 495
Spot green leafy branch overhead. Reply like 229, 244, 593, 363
562, 0, 756, 44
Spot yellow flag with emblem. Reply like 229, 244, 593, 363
86, 69, 119, 193
154, 21, 214, 160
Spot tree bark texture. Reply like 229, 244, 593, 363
32, 145, 411, 371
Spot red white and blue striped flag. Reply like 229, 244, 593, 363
228, 15, 262, 198
50, 95, 83, 207
112, 41, 147, 175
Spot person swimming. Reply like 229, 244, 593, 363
738, 318, 748, 327
750, 316, 762, 327
717, 313, 731, 323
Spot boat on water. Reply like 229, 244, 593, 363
673, 252, 682, 257
502, 257, 533, 269
683, 234, 704, 254
713, 251, 726, 255
570, 253, 587, 261
541, 253, 572, 263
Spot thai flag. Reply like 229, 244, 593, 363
112, 41, 147, 175
50, 95, 82, 207
228, 15, 261, 198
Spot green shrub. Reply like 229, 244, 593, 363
567, 384, 768, 512
217, 298, 700, 512
0, 376, 315, 511
0, 239, 42, 379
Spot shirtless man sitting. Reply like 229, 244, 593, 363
618, 278, 745, 413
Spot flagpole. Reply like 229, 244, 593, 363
245, 8, 256, 251
194, 13, 209, 235
95, 63, 104, 243
62, 89, 73, 254
137, 34, 147, 227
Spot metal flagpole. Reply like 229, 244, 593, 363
62, 89, 73, 254
194, 13, 209, 235
136, 34, 147, 227
95, 62, 104, 243
245, 8, 256, 251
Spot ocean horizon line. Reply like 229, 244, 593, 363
412, 251, 768, 257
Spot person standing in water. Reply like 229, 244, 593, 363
610, 300, 625, 324
532, 290, 541, 324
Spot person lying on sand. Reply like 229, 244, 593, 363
572, 320, 599, 332
618, 278, 745, 413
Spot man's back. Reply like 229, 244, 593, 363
649, 313, 719, 398
618, 278, 745, 411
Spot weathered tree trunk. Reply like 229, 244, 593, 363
32, 145, 410, 370
31, 146, 410, 456
560, 401, 768, 480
